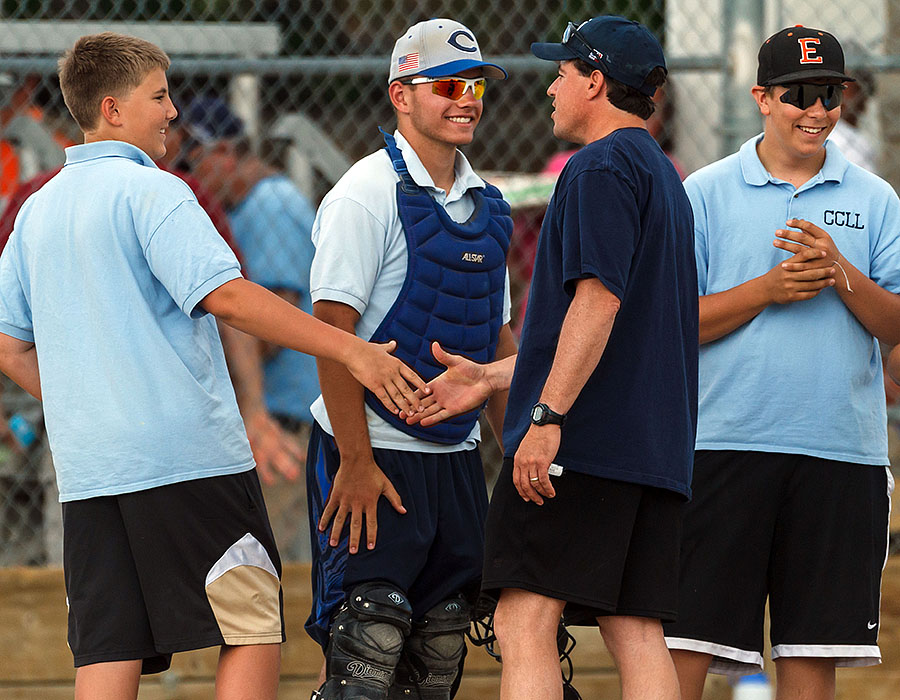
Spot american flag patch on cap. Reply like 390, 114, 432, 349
398, 53, 419, 71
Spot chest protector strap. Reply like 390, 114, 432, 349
364, 130, 512, 444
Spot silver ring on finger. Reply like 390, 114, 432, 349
529, 476, 540, 482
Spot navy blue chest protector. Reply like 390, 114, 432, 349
364, 131, 512, 444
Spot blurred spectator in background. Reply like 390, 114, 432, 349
645, 83, 686, 178
181, 95, 320, 559
0, 73, 66, 226
156, 116, 307, 491
0, 73, 68, 209
827, 63, 878, 172
0, 71, 68, 563
182, 96, 320, 437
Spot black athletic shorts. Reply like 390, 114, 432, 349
305, 423, 489, 649
664, 451, 891, 675
482, 458, 684, 623
62, 469, 284, 674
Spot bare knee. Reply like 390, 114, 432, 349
596, 615, 670, 673
493, 589, 564, 654
597, 614, 663, 648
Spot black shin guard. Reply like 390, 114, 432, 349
388, 596, 472, 700
314, 582, 413, 699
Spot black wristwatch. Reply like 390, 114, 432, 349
530, 402, 566, 427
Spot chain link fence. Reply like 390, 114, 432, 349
0, 0, 895, 565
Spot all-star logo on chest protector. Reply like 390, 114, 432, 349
364, 130, 512, 444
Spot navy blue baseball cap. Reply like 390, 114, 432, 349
181, 95, 245, 144
531, 15, 666, 96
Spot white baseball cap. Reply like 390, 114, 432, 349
389, 18, 507, 83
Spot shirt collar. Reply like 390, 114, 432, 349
739, 132, 848, 187
64, 140, 159, 169
392, 129, 484, 201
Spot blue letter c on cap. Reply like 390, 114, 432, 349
448, 30, 477, 52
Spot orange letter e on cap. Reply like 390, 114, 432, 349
798, 38, 823, 64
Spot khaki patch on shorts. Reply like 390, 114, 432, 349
205, 532, 283, 645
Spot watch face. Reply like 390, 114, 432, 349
532, 404, 545, 422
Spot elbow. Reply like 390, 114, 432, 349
698, 325, 722, 345
592, 292, 620, 318
889, 346, 900, 386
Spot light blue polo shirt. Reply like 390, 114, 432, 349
690, 134, 900, 465
0, 141, 254, 501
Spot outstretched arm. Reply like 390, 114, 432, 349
480, 324, 518, 449
201, 277, 427, 416
0, 333, 40, 400
405, 345, 517, 428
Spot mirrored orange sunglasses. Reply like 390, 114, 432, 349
402, 76, 486, 101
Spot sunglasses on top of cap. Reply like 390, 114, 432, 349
779, 82, 844, 111
562, 21, 603, 64
401, 76, 486, 101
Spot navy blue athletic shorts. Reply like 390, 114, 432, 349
305, 422, 488, 649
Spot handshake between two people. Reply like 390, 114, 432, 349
400, 341, 515, 427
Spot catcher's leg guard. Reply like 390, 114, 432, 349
388, 595, 472, 699
314, 582, 413, 699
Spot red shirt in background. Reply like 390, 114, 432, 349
0, 163, 243, 265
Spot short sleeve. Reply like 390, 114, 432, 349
0, 232, 34, 341
502, 268, 512, 324
310, 196, 389, 315
143, 200, 242, 318
684, 175, 710, 296
869, 189, 900, 294
558, 169, 639, 300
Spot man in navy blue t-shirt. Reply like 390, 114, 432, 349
408, 14, 698, 699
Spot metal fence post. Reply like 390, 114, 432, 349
721, 0, 765, 156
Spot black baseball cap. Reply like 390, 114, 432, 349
531, 16, 666, 97
757, 25, 854, 86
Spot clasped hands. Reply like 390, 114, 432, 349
769, 218, 849, 302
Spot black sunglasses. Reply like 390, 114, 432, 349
562, 21, 603, 64
779, 83, 844, 111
